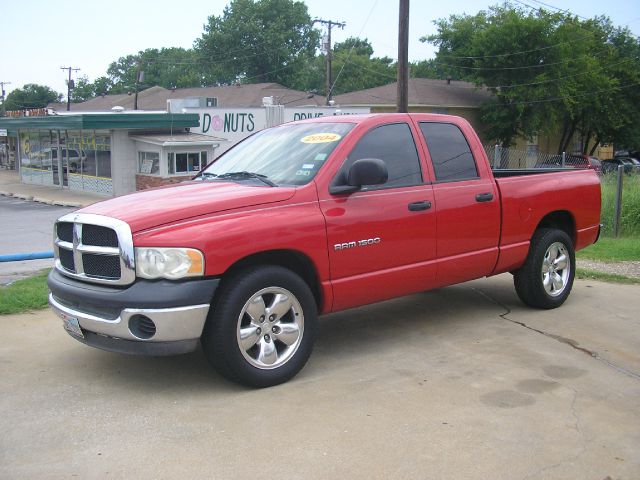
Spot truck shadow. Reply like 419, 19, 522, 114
56, 280, 514, 393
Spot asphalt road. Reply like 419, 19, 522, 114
1, 274, 638, 479
0, 196, 74, 284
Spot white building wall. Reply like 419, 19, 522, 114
111, 130, 138, 195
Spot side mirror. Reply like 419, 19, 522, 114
329, 158, 389, 195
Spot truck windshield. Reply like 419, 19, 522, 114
200, 122, 354, 186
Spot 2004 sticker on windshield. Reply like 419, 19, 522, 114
300, 133, 342, 144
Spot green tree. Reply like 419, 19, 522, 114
410, 59, 448, 79
423, 5, 640, 151
106, 47, 202, 93
289, 37, 396, 96
3, 84, 62, 111
194, 0, 319, 86
425, 6, 562, 147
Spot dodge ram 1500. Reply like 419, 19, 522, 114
48, 114, 601, 387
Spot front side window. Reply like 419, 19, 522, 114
419, 122, 478, 182
341, 123, 423, 189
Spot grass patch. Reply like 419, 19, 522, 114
600, 173, 640, 236
577, 236, 640, 262
0, 270, 50, 315
576, 268, 640, 285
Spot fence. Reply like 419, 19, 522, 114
482, 145, 590, 169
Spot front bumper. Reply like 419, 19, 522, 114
48, 269, 219, 356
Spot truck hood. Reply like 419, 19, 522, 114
80, 180, 296, 232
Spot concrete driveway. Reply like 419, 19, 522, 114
1, 274, 638, 479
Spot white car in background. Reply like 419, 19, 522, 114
27, 148, 87, 173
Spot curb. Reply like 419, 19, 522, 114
1, 191, 82, 208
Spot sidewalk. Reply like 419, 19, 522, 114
0, 169, 102, 208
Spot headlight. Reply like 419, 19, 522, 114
135, 247, 204, 280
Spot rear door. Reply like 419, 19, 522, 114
319, 120, 437, 311
416, 121, 500, 286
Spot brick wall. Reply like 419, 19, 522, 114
136, 174, 193, 191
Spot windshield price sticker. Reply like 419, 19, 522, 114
300, 133, 342, 144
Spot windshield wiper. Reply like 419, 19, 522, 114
214, 171, 277, 187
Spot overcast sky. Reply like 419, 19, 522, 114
1, 0, 638, 96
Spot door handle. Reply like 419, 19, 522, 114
475, 193, 494, 203
408, 200, 432, 211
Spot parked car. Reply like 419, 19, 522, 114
569, 155, 603, 175
533, 154, 600, 173
625, 157, 640, 172
31, 148, 87, 172
48, 113, 602, 387
602, 157, 638, 174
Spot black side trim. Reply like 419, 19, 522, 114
48, 269, 219, 311
68, 330, 198, 356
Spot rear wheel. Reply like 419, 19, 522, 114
514, 228, 575, 309
201, 266, 317, 387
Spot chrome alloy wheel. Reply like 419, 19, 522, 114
541, 242, 570, 297
236, 287, 304, 369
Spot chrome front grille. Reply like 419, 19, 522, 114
54, 213, 135, 286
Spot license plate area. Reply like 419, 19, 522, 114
60, 312, 84, 338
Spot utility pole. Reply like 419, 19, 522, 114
0, 81, 11, 116
60, 66, 80, 111
397, 0, 410, 113
313, 18, 346, 105
134, 62, 144, 111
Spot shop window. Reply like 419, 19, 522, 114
138, 151, 160, 175
168, 151, 207, 175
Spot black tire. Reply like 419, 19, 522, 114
201, 265, 317, 388
514, 228, 576, 309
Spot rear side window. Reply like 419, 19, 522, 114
343, 123, 422, 188
419, 122, 478, 182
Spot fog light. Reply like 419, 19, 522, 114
129, 315, 156, 339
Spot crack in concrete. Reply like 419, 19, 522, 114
520, 388, 590, 480
471, 287, 640, 381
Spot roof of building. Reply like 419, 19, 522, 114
0, 112, 200, 132
332, 78, 492, 108
49, 83, 326, 112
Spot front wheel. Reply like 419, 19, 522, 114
514, 228, 576, 309
201, 266, 317, 388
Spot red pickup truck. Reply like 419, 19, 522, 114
48, 113, 601, 387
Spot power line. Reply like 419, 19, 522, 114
514, 0, 640, 37
493, 80, 640, 106
329, 0, 378, 99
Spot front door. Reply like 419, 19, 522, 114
319, 121, 437, 312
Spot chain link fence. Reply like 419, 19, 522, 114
482, 145, 592, 170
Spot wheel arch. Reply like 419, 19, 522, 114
535, 210, 576, 245
219, 249, 323, 310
